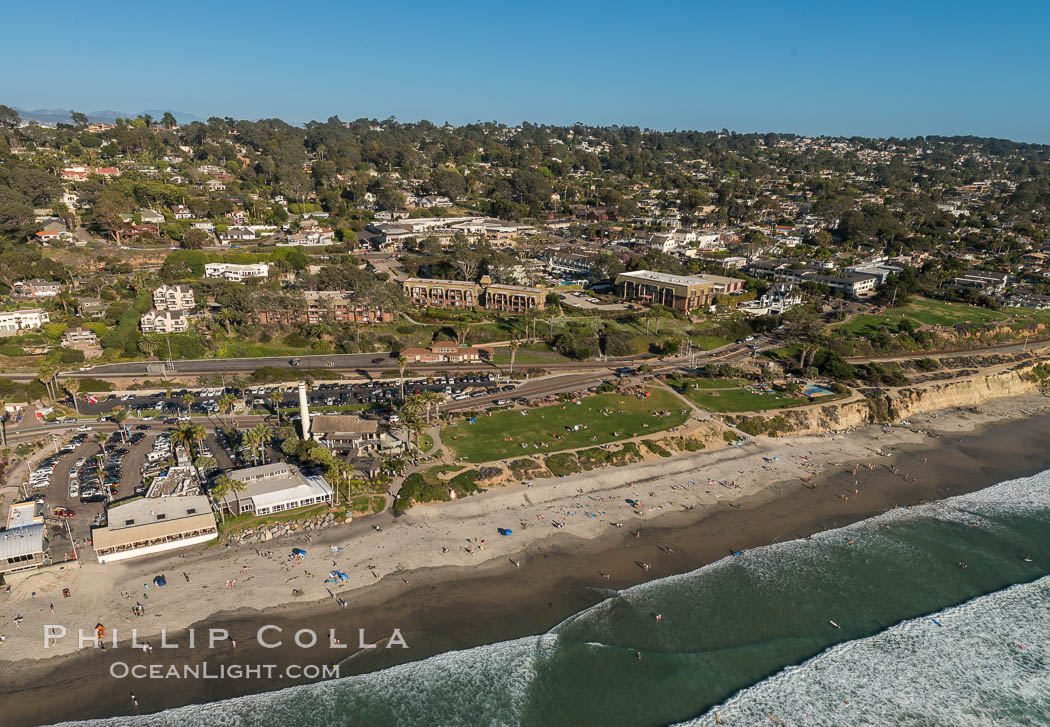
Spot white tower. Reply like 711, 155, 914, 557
298, 381, 311, 440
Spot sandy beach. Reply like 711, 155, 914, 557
3, 392, 1050, 725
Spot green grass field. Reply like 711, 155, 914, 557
441, 387, 690, 462
673, 377, 811, 412
836, 298, 1008, 337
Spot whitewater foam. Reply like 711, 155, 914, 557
679, 575, 1050, 727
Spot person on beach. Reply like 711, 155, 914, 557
130, 692, 138, 708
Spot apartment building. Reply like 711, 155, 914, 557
153, 284, 196, 311
482, 284, 547, 313
140, 309, 189, 333
401, 278, 480, 308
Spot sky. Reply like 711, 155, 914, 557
3, 0, 1049, 142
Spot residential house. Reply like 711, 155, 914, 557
140, 209, 165, 224
140, 309, 189, 334
218, 227, 257, 244
78, 298, 107, 318
0, 309, 50, 336
171, 204, 193, 220
153, 284, 196, 311
13, 279, 61, 298
204, 262, 269, 281
61, 327, 99, 349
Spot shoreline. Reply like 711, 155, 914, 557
4, 394, 1050, 724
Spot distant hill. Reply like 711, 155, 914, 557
10, 106, 204, 126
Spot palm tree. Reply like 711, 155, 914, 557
181, 392, 195, 414
171, 422, 206, 458
269, 390, 283, 424
250, 423, 271, 464
420, 390, 443, 426
112, 406, 129, 442
64, 379, 80, 414
37, 364, 56, 402
397, 355, 409, 401
0, 399, 7, 449
507, 339, 521, 377
218, 393, 236, 426
215, 310, 235, 336
453, 324, 470, 346
209, 474, 245, 524
138, 333, 160, 358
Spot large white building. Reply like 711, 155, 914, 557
92, 495, 218, 564
140, 309, 189, 333
153, 284, 196, 311
0, 308, 50, 336
204, 262, 270, 282
219, 463, 332, 517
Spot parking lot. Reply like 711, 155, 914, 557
74, 375, 516, 422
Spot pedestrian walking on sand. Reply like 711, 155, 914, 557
49, 603, 54, 614
130, 691, 138, 708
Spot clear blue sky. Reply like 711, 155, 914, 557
3, 0, 1049, 142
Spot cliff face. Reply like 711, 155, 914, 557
888, 363, 1041, 421
731, 361, 1047, 436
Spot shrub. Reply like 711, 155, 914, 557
643, 440, 672, 457
545, 452, 580, 476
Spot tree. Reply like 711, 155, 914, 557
37, 363, 56, 401
70, 110, 89, 127
397, 355, 408, 401
64, 379, 80, 414
269, 389, 284, 424
182, 228, 210, 249
453, 324, 470, 345
218, 393, 236, 426
0, 105, 20, 129
181, 392, 195, 413
161, 112, 177, 129
112, 406, 129, 442
507, 339, 521, 377
171, 422, 206, 458
210, 474, 245, 523
420, 390, 443, 426
94, 189, 133, 243
138, 333, 160, 358
250, 423, 272, 464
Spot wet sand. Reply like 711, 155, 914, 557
5, 408, 1050, 726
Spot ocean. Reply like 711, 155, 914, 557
58, 468, 1050, 727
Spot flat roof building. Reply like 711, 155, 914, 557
220, 463, 333, 517
615, 270, 744, 311
401, 278, 480, 308
92, 495, 217, 564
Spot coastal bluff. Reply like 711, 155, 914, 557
726, 356, 1050, 437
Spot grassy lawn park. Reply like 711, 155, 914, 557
441, 387, 690, 463
836, 297, 1010, 337
672, 377, 824, 413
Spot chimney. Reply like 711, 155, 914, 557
298, 382, 311, 440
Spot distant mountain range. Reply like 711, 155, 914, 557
10, 106, 204, 126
